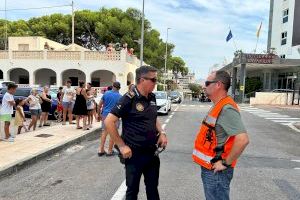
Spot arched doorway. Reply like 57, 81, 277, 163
91, 70, 116, 87
9, 68, 29, 84
127, 72, 134, 85
0, 69, 3, 80
62, 69, 86, 86
34, 68, 57, 86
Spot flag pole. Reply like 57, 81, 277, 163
254, 37, 259, 54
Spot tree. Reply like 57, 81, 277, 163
188, 83, 202, 97
168, 56, 188, 84
0, 8, 186, 70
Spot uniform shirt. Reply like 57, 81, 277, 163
0, 92, 14, 115
110, 87, 158, 150
101, 90, 122, 117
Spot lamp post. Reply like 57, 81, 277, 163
4, 0, 7, 50
164, 28, 171, 91
140, 0, 145, 67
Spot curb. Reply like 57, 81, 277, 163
0, 127, 102, 179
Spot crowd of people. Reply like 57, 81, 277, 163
0, 80, 125, 143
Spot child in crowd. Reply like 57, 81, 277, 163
15, 99, 28, 134
86, 89, 96, 128
0, 83, 17, 142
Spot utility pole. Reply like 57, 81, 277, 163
71, 0, 75, 46
4, 0, 8, 50
140, 0, 145, 67
164, 28, 171, 91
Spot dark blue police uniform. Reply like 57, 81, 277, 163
111, 87, 160, 200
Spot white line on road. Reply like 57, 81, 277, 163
111, 180, 126, 200
162, 124, 166, 130
294, 168, 300, 170
271, 120, 300, 123
165, 119, 170, 123
291, 160, 300, 163
265, 118, 300, 120
281, 123, 293, 126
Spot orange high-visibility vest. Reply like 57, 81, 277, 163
192, 96, 239, 170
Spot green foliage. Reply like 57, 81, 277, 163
188, 83, 201, 96
0, 7, 187, 72
245, 77, 263, 94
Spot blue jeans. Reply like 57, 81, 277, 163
201, 166, 234, 200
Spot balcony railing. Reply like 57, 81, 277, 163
0, 50, 142, 66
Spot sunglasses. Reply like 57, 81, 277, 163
142, 77, 158, 83
205, 80, 219, 87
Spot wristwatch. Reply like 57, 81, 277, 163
159, 131, 167, 136
222, 159, 231, 168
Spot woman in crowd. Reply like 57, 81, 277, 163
26, 89, 42, 131
39, 86, 52, 127
72, 81, 89, 130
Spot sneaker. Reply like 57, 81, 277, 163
3, 137, 14, 142
10, 134, 15, 138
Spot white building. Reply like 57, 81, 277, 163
0, 36, 139, 94
177, 73, 196, 94
268, 0, 300, 58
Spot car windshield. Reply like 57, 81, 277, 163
170, 91, 179, 96
155, 92, 167, 99
1, 89, 31, 97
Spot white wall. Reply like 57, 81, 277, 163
271, 0, 300, 58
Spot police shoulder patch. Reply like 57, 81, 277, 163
126, 91, 135, 99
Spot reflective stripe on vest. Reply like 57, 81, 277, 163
192, 149, 213, 163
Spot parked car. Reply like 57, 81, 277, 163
199, 92, 211, 102
0, 87, 59, 120
0, 81, 15, 92
154, 91, 171, 115
169, 91, 182, 104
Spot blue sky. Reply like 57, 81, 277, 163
0, 0, 270, 79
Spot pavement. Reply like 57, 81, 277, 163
0, 101, 299, 200
0, 121, 102, 178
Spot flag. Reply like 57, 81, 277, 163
226, 30, 233, 42
256, 22, 262, 38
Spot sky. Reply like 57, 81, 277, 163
0, 0, 270, 79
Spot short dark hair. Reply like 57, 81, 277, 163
135, 65, 158, 84
215, 71, 231, 91
66, 79, 72, 84
78, 80, 85, 87
59, 87, 63, 90
7, 83, 18, 90
15, 98, 22, 106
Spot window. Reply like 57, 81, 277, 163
18, 44, 29, 51
281, 32, 287, 45
283, 9, 289, 23
280, 55, 286, 59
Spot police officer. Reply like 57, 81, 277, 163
105, 65, 168, 200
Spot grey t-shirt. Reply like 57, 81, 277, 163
215, 104, 246, 150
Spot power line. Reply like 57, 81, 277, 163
0, 4, 72, 12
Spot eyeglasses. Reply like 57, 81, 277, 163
142, 77, 158, 83
205, 80, 219, 87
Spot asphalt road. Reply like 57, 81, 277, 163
0, 101, 300, 200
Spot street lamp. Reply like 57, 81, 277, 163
140, 0, 145, 67
4, 0, 7, 50
164, 27, 171, 91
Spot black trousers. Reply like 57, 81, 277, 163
125, 151, 160, 200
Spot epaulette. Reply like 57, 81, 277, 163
126, 91, 136, 99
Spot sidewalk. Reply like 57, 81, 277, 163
0, 122, 102, 178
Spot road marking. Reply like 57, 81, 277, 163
165, 119, 170, 123
281, 123, 293, 126
271, 120, 300, 123
169, 115, 174, 119
111, 180, 126, 200
266, 118, 300, 120
190, 105, 196, 107
291, 160, 300, 163
294, 168, 300, 170
181, 105, 186, 107
162, 124, 166, 129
